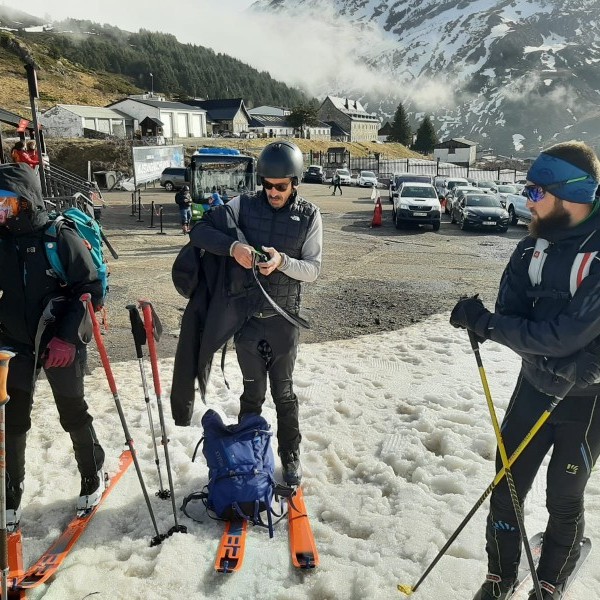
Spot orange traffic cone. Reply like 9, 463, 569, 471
371, 197, 382, 227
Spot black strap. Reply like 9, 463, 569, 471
224, 204, 309, 329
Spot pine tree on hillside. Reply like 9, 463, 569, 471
412, 115, 438, 154
388, 102, 412, 146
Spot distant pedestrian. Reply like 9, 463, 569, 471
331, 172, 342, 196
11, 141, 38, 168
175, 185, 192, 234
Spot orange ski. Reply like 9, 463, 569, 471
4, 531, 26, 599
215, 520, 248, 573
15, 449, 133, 591
288, 487, 319, 569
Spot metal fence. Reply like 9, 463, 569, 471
302, 152, 527, 184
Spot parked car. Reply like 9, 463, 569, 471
504, 192, 531, 224
390, 173, 434, 202
392, 182, 441, 231
443, 185, 473, 214
495, 184, 518, 208
303, 165, 325, 184
357, 170, 379, 187
450, 193, 510, 232
437, 177, 470, 202
334, 168, 352, 185
160, 167, 188, 192
474, 180, 498, 192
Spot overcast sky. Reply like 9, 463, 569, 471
1, 0, 412, 104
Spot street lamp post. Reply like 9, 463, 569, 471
150, 72, 153, 97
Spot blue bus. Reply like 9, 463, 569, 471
189, 147, 256, 204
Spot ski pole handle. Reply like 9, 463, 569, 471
139, 301, 162, 396
0, 351, 15, 407
126, 304, 146, 359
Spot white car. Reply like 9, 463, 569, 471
334, 168, 352, 185
392, 182, 441, 231
357, 171, 378, 187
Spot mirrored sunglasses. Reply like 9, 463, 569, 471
262, 179, 291, 192
524, 176, 590, 203
0, 190, 20, 224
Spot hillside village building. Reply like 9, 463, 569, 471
108, 97, 207, 139
183, 98, 250, 136
318, 96, 380, 142
40, 105, 132, 138
433, 137, 478, 167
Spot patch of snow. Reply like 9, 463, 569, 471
512, 134, 525, 152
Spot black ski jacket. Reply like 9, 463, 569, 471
0, 164, 102, 351
170, 206, 260, 426
487, 203, 600, 397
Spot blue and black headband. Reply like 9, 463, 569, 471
527, 153, 598, 204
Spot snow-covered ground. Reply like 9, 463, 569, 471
14, 313, 600, 599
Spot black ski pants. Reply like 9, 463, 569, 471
486, 374, 600, 586
3, 344, 104, 481
332, 183, 342, 195
234, 315, 301, 452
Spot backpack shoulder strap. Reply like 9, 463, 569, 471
43, 216, 69, 282
528, 237, 549, 287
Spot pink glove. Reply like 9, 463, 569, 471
44, 337, 76, 369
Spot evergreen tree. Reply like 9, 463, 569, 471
287, 103, 319, 135
412, 115, 438, 154
388, 102, 412, 146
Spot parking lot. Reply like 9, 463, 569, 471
94, 181, 529, 367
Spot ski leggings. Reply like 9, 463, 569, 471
4, 344, 95, 435
234, 315, 301, 452
486, 373, 600, 585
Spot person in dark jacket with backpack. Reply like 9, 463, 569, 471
171, 141, 323, 486
449, 141, 600, 600
0, 163, 105, 532
175, 185, 193, 234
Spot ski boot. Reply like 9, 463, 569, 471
527, 580, 566, 599
279, 449, 302, 486
473, 573, 517, 600
77, 469, 107, 514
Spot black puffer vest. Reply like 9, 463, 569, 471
238, 191, 317, 315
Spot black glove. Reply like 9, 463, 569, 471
450, 295, 492, 341
549, 345, 600, 387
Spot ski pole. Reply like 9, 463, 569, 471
0, 350, 15, 600
126, 304, 169, 500
398, 385, 563, 595
139, 300, 187, 536
81, 294, 165, 546
467, 332, 543, 600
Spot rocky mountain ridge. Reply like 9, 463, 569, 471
253, 0, 600, 155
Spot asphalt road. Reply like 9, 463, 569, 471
92, 182, 529, 369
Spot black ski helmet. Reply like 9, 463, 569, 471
256, 141, 304, 184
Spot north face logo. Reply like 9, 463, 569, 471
291, 215, 300, 221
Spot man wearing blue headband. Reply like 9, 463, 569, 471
449, 141, 600, 600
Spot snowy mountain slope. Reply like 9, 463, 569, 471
252, 0, 600, 155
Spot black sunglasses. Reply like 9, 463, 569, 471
262, 179, 291, 192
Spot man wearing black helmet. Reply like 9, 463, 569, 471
181, 141, 322, 485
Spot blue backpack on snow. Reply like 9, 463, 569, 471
183, 409, 283, 537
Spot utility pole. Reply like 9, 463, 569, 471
150, 72, 154, 97
25, 63, 47, 196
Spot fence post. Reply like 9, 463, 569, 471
131, 192, 135, 216
148, 201, 156, 229
137, 193, 143, 222
157, 205, 167, 235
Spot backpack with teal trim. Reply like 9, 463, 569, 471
44, 207, 109, 306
